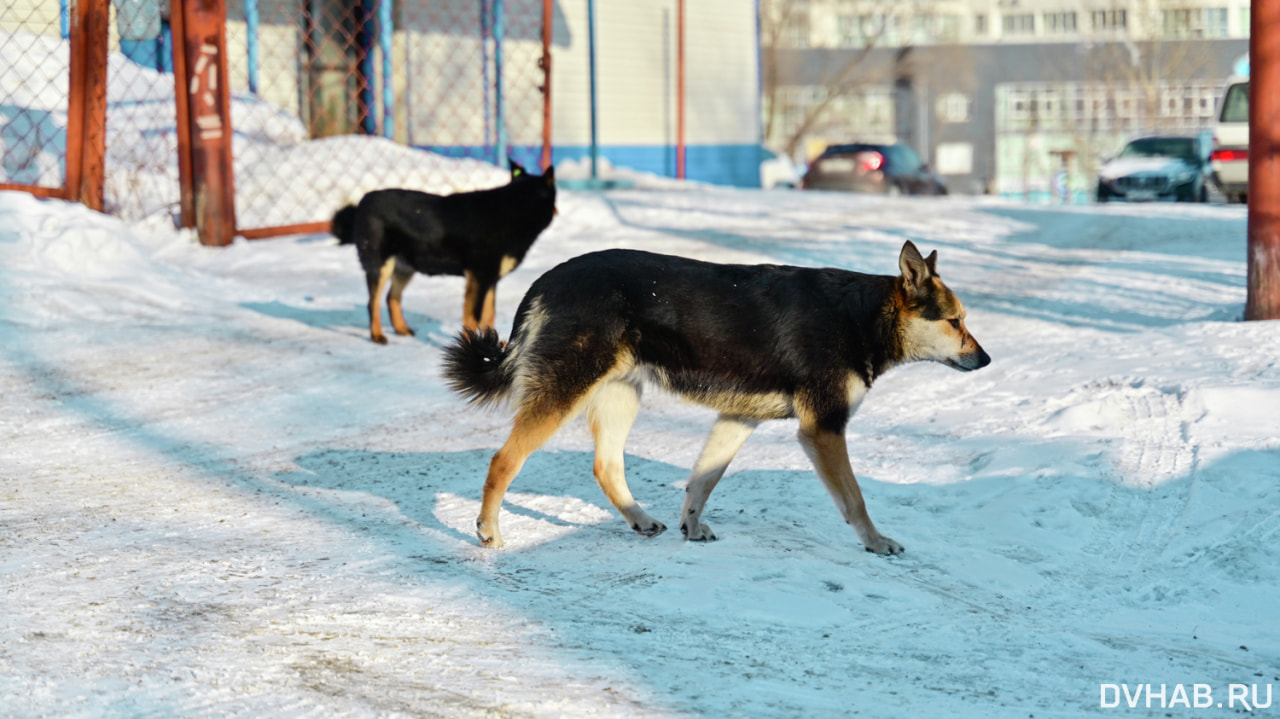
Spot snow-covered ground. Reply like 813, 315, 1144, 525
2, 183, 1277, 718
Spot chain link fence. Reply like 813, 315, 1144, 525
1, 0, 72, 194
2, 0, 549, 235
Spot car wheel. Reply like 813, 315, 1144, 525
1198, 182, 1208, 203
1096, 183, 1110, 203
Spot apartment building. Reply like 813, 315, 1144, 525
766, 0, 1250, 199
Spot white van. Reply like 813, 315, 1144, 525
1210, 76, 1249, 204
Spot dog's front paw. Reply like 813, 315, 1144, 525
864, 535, 904, 556
395, 327, 415, 337
630, 519, 667, 538
476, 519, 504, 548
371, 333, 389, 345
681, 521, 716, 541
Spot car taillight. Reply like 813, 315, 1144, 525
861, 152, 884, 172
1211, 148, 1248, 162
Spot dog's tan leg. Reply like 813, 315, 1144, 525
678, 415, 758, 541
797, 425, 903, 555
586, 380, 666, 538
477, 410, 566, 548
462, 271, 483, 332
479, 285, 497, 331
387, 261, 415, 336
366, 257, 397, 344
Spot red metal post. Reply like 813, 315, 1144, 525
65, 0, 109, 211
676, 0, 686, 179
540, 0, 553, 171
172, 0, 237, 246
171, 0, 194, 228
1248, 1, 1280, 320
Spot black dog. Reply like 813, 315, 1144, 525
331, 160, 556, 343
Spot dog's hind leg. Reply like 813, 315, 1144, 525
462, 271, 498, 332
386, 259, 415, 336
365, 257, 398, 344
586, 380, 666, 538
797, 425, 903, 556
678, 415, 758, 541
480, 284, 497, 331
477, 409, 569, 548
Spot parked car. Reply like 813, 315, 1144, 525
760, 146, 800, 189
1210, 77, 1249, 204
801, 141, 947, 196
1095, 135, 1211, 203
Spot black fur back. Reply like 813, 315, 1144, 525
442, 329, 516, 407
331, 205, 359, 245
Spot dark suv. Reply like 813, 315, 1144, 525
801, 141, 947, 196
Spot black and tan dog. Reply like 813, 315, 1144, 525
443, 241, 990, 554
331, 160, 556, 343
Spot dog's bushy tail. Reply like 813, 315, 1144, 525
442, 329, 518, 408
330, 205, 359, 245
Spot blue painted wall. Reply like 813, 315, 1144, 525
552, 144, 763, 188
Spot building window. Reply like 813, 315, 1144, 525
1162, 8, 1229, 38
1241, 7, 1251, 36
1204, 8, 1228, 38
1002, 13, 1035, 35
1163, 9, 1194, 37
836, 15, 859, 47
1091, 9, 1127, 32
1044, 11, 1077, 34
997, 80, 1224, 135
780, 9, 810, 48
937, 92, 971, 123
856, 14, 901, 46
911, 15, 930, 44
934, 14, 960, 43
975, 13, 987, 36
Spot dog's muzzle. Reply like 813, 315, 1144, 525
947, 347, 991, 371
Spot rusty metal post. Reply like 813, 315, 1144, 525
1248, 1, 1280, 320
172, 0, 237, 246
65, 0, 109, 211
540, 0, 553, 171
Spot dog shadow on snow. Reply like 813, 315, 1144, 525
270, 446, 858, 557
272, 448, 682, 551
241, 300, 447, 347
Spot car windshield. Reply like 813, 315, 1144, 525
884, 144, 923, 171
1220, 81, 1249, 123
1118, 137, 1197, 162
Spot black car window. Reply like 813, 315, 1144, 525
1220, 81, 1249, 123
821, 144, 875, 157
879, 144, 922, 172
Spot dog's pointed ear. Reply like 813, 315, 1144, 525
509, 159, 526, 178
899, 241, 934, 294
543, 165, 555, 185
925, 249, 938, 275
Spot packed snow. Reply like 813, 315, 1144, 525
2, 173, 1278, 717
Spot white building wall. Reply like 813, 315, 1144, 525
552, 0, 759, 148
